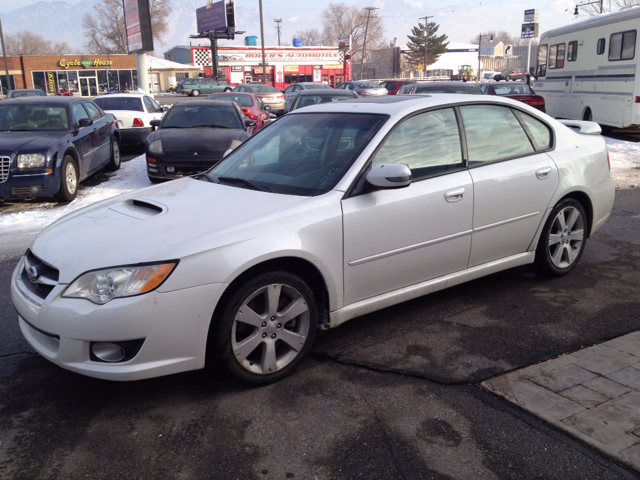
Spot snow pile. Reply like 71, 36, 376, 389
605, 137, 640, 190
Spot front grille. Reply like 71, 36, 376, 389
12, 185, 43, 195
20, 250, 59, 301
0, 156, 10, 183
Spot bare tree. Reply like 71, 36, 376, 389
576, 0, 639, 16
294, 28, 323, 46
470, 30, 519, 46
321, 3, 385, 64
3, 31, 70, 56
82, 0, 172, 54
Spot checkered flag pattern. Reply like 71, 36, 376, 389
193, 49, 212, 67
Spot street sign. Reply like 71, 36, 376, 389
123, 0, 154, 53
524, 9, 538, 22
338, 35, 351, 52
521, 22, 539, 39
417, 63, 423, 70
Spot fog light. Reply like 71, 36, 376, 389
166, 166, 175, 173
30, 185, 40, 193
91, 342, 125, 362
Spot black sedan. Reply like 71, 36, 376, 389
0, 97, 121, 202
146, 100, 255, 182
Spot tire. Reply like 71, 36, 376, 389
224, 87, 232, 92
535, 198, 588, 277
505, 75, 511, 81
105, 137, 121, 172
54, 155, 78, 203
212, 271, 318, 385
191, 89, 201, 97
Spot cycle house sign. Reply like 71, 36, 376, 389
123, 0, 154, 53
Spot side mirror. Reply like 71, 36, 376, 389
365, 163, 412, 189
150, 119, 161, 127
78, 118, 93, 128
275, 109, 285, 117
244, 119, 257, 127
161, 106, 170, 112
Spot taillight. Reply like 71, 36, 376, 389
277, 94, 284, 99
133, 118, 144, 127
357, 91, 364, 96
113, 121, 119, 128
241, 108, 258, 120
635, 96, 640, 103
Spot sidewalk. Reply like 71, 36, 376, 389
482, 331, 640, 472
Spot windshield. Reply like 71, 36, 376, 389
93, 97, 143, 112
0, 105, 69, 131
206, 113, 388, 196
415, 84, 482, 95
208, 94, 253, 107
356, 82, 380, 89
162, 104, 242, 129
493, 85, 534, 95
10, 91, 45, 97
291, 94, 356, 110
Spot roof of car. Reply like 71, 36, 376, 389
1, 96, 85, 105
94, 93, 149, 99
9, 89, 44, 93
295, 88, 356, 96
172, 99, 237, 107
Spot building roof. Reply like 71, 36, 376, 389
148, 56, 200, 70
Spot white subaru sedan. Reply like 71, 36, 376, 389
11, 95, 615, 385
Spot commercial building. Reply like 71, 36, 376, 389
164, 45, 349, 89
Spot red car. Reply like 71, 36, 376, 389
479, 82, 546, 112
378, 79, 416, 95
206, 92, 271, 132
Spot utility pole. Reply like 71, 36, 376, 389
360, 7, 378, 80
418, 15, 433, 80
258, 0, 267, 84
477, 33, 492, 82
0, 21, 11, 95
274, 18, 282, 47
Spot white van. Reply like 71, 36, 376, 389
533, 7, 640, 128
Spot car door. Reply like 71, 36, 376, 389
341, 107, 473, 305
143, 96, 165, 124
459, 104, 558, 267
70, 102, 95, 178
83, 102, 111, 170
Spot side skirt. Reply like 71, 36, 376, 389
329, 251, 535, 328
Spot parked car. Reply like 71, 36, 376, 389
207, 92, 271, 132
379, 80, 416, 95
493, 69, 525, 82
93, 93, 168, 145
283, 82, 332, 110
277, 88, 359, 116
7, 89, 47, 98
11, 95, 614, 386
145, 100, 254, 182
479, 82, 546, 112
398, 81, 483, 95
335, 80, 388, 96
0, 96, 120, 202
177, 78, 234, 97
233, 84, 286, 111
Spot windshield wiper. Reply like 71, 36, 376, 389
216, 176, 274, 192
192, 172, 215, 183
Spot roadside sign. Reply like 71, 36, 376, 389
524, 9, 538, 22
196, 0, 227, 33
521, 22, 539, 39
338, 35, 351, 52
417, 63, 423, 70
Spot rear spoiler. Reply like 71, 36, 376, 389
557, 119, 602, 135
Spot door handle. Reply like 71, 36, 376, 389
536, 167, 552, 179
445, 187, 465, 203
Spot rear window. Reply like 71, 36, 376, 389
247, 85, 280, 93
291, 93, 356, 110
93, 97, 143, 112
355, 82, 379, 89
415, 84, 482, 95
208, 94, 253, 107
492, 85, 534, 95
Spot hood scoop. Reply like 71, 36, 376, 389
108, 198, 167, 220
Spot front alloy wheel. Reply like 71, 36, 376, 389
213, 271, 318, 384
535, 199, 587, 276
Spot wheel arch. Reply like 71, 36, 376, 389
559, 190, 594, 237
582, 106, 593, 121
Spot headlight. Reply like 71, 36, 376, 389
63, 263, 177, 304
148, 139, 163, 154
17, 154, 46, 169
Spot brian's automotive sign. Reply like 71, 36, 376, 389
123, 0, 154, 53
197, 0, 227, 33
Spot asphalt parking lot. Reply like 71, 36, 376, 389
1, 185, 639, 478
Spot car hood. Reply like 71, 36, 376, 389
153, 127, 246, 154
31, 178, 309, 283
0, 131, 62, 153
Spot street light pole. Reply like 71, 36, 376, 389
573, 0, 604, 15
419, 15, 433, 80
274, 18, 282, 47
360, 7, 378, 80
258, 0, 267, 84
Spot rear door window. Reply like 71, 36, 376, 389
93, 97, 144, 112
83, 102, 103, 120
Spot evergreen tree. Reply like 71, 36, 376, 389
405, 22, 449, 72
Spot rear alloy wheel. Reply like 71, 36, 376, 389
105, 137, 121, 171
535, 198, 587, 277
224, 87, 232, 92
213, 271, 318, 385
191, 89, 200, 97
54, 155, 78, 202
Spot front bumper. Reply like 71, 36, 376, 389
0, 170, 58, 200
11, 257, 227, 381
120, 127, 153, 145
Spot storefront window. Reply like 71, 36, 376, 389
57, 72, 68, 93
97, 70, 108, 93
68, 71, 79, 93
119, 70, 133, 92
0, 75, 15, 95
107, 70, 119, 91
32, 72, 46, 92
79, 69, 96, 78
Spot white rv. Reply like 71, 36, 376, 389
533, 7, 640, 128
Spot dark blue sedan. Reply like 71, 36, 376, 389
0, 97, 121, 202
